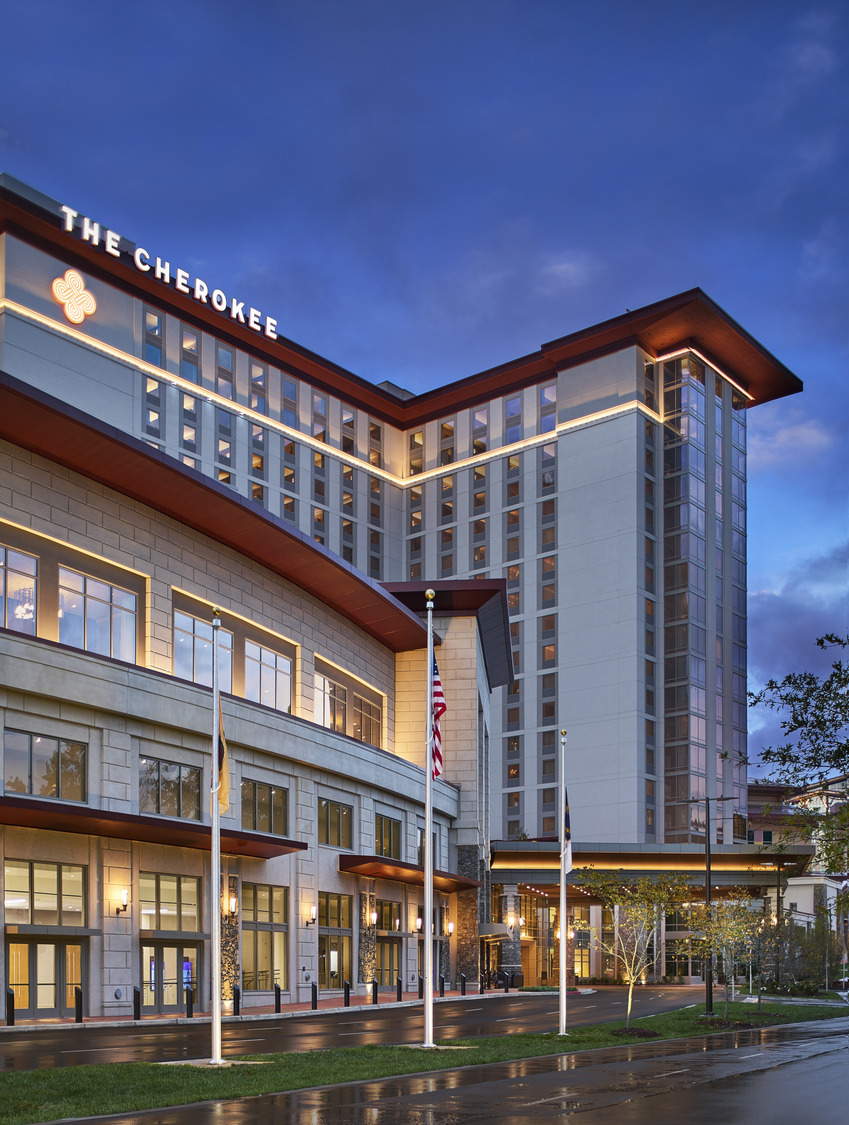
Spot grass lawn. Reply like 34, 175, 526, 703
2, 1001, 847, 1125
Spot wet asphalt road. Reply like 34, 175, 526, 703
37, 1017, 849, 1125
0, 987, 695, 1069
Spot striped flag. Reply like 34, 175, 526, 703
218, 698, 230, 813
563, 785, 572, 874
431, 658, 446, 779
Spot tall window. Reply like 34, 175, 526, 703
4, 731, 86, 802
315, 672, 347, 733
244, 641, 291, 713
354, 695, 381, 746
4, 861, 85, 926
250, 361, 267, 414
242, 883, 288, 991
375, 813, 401, 859
318, 798, 353, 848
180, 326, 199, 383
173, 611, 232, 691
139, 756, 201, 821
318, 892, 352, 990
1, 545, 37, 634
139, 872, 200, 931
216, 344, 235, 399
58, 567, 136, 662
144, 308, 164, 366
241, 780, 288, 836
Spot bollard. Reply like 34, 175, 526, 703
439, 974, 445, 998
343, 980, 351, 1007
6, 987, 14, 1027
133, 986, 141, 1020
74, 986, 83, 1023
504, 975, 509, 994
185, 985, 194, 1018
418, 974, 423, 1000
311, 981, 318, 1011
480, 974, 485, 993
460, 973, 466, 996
233, 986, 240, 1017
274, 983, 281, 1014
371, 979, 378, 1005
396, 976, 402, 1002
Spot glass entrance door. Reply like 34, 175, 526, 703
6, 940, 83, 1018
376, 940, 400, 987
141, 943, 199, 1013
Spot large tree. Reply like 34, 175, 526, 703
749, 633, 849, 874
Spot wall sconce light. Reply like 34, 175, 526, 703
116, 888, 129, 916
229, 895, 238, 917
393, 917, 400, 931
370, 910, 378, 928
447, 921, 455, 937
508, 914, 524, 934
416, 915, 423, 932
305, 904, 317, 927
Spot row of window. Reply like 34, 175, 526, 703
1, 541, 383, 749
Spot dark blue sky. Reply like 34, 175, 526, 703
2, 0, 847, 762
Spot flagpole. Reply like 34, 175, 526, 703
210, 612, 223, 1065
559, 728, 568, 1036
423, 589, 436, 1048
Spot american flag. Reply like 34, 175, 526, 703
563, 785, 572, 874
431, 658, 446, 779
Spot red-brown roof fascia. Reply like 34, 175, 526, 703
0, 795, 305, 859
0, 372, 428, 653
1, 185, 802, 421
338, 853, 481, 893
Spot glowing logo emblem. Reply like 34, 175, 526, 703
51, 269, 97, 324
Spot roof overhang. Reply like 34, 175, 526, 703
383, 579, 514, 689
490, 840, 814, 899
0, 371, 427, 654
0, 795, 307, 859
338, 853, 481, 893
0, 178, 802, 420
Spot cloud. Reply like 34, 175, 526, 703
748, 409, 834, 469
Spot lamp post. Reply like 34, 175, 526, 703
689, 794, 734, 1016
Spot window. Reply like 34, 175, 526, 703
1, 545, 37, 634
4, 730, 86, 802
144, 308, 163, 366
139, 872, 200, 931
312, 392, 327, 442
181, 393, 198, 452
173, 611, 232, 691
505, 396, 522, 444
375, 813, 401, 859
139, 756, 201, 820
282, 377, 299, 429
180, 326, 199, 383
216, 409, 233, 467
242, 883, 288, 991
473, 406, 488, 454
440, 420, 455, 465
318, 799, 353, 848
216, 344, 235, 399
409, 431, 423, 476
539, 381, 556, 432
58, 567, 136, 661
144, 377, 162, 438
4, 860, 85, 926
244, 641, 291, 713
540, 442, 557, 491
241, 779, 288, 836
318, 892, 352, 990
315, 672, 347, 733
315, 664, 382, 746
250, 362, 267, 414
354, 695, 381, 746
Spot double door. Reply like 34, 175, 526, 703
141, 943, 199, 1013
7, 939, 83, 1018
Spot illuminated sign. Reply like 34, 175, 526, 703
51, 268, 97, 324
59, 205, 278, 340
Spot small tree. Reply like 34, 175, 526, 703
580, 871, 690, 1027
684, 899, 762, 1018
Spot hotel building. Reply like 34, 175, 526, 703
0, 174, 809, 1007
